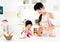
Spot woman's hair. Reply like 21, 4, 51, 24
34, 2, 44, 23
25, 20, 32, 27
39, 14, 42, 22
34, 2, 44, 11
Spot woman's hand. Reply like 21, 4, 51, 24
37, 26, 43, 36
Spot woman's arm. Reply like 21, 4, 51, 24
37, 26, 43, 36
48, 12, 54, 19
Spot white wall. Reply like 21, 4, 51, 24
17, 0, 60, 26
2, 0, 18, 25
0, 0, 60, 26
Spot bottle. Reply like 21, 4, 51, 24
33, 28, 37, 36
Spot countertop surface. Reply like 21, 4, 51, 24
0, 27, 60, 42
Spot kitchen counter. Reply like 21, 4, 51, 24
0, 27, 60, 42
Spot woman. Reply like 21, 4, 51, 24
34, 2, 55, 36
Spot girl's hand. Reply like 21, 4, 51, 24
19, 37, 26, 39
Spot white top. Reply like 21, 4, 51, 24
40, 13, 51, 28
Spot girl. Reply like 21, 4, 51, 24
34, 2, 55, 36
20, 20, 32, 39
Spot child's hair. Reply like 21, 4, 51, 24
34, 2, 44, 23
25, 20, 32, 27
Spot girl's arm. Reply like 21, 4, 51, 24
19, 32, 26, 39
19, 30, 27, 39
19, 36, 26, 39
